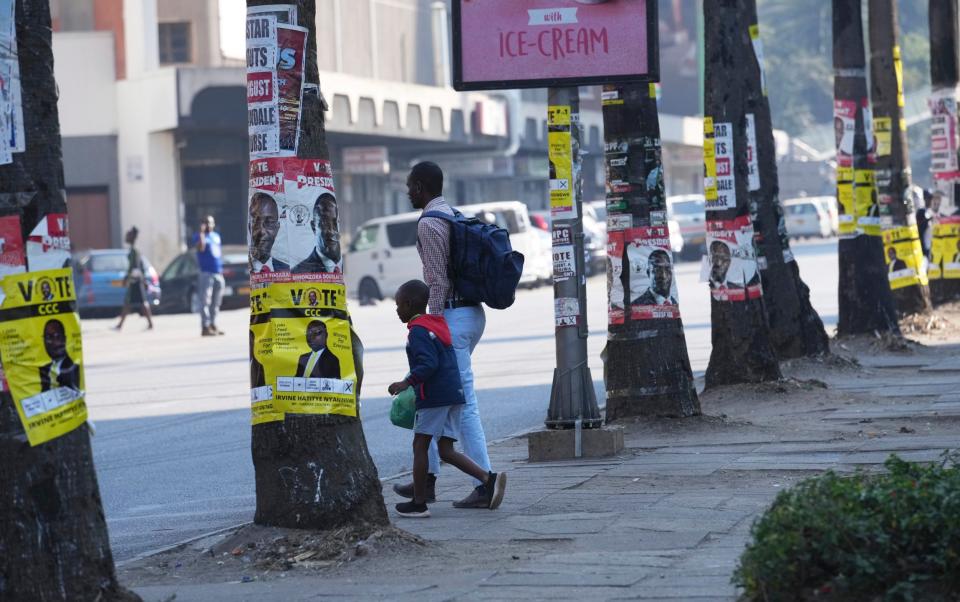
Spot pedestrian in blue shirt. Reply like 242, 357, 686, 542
193, 215, 224, 336
388, 279, 507, 518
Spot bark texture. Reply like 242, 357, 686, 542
740, 0, 831, 359
0, 2, 137, 600
703, 0, 781, 387
602, 84, 700, 420
833, 0, 901, 335
868, 0, 932, 316
248, 0, 388, 529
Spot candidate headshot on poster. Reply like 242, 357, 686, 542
631, 247, 677, 306
40, 318, 80, 392
249, 191, 289, 273
296, 319, 341, 379
709, 240, 732, 288
293, 193, 341, 274
38, 277, 55, 302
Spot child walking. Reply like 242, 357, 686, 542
388, 280, 507, 518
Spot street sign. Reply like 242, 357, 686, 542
452, 0, 659, 91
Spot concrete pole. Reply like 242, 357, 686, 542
545, 86, 601, 431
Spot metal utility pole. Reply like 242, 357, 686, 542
702, 0, 781, 387
928, 0, 960, 304
246, 0, 387, 528
0, 1, 137, 600
545, 87, 601, 430
740, 0, 830, 359
601, 83, 700, 420
833, 0, 900, 335
869, 0, 932, 316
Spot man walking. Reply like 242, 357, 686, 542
194, 215, 225, 336
393, 161, 493, 508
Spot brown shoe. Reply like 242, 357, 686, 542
202, 326, 216, 336
453, 485, 489, 508
211, 325, 225, 335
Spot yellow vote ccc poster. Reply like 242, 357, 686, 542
262, 281, 357, 417
881, 225, 928, 290
249, 286, 282, 425
0, 268, 87, 446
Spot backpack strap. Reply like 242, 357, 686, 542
418, 209, 462, 223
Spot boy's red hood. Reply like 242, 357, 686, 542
408, 315, 453, 346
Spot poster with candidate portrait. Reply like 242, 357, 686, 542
834, 99, 856, 168
0, 269, 87, 446
929, 216, 960, 281
702, 216, 762, 302
882, 225, 928, 290
607, 230, 624, 325
626, 226, 680, 320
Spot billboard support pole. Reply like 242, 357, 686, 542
545, 86, 602, 433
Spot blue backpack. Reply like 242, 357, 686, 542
420, 210, 524, 309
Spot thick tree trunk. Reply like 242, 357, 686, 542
739, 0, 831, 359
0, 2, 137, 600
833, 0, 901, 335
247, 0, 388, 529
868, 0, 933, 316
928, 0, 960, 304
601, 83, 700, 420
703, 0, 781, 387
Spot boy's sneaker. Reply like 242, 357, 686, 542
392, 474, 436, 503
485, 472, 507, 510
395, 501, 430, 518
453, 485, 488, 508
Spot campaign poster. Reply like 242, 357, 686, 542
263, 282, 356, 417
862, 102, 876, 162
854, 169, 881, 236
929, 88, 959, 179
834, 99, 856, 168
247, 4, 297, 24
0, 214, 25, 276
929, 216, 960, 280
837, 166, 855, 238
249, 287, 282, 424
248, 157, 341, 282
703, 216, 762, 302
705, 120, 734, 211
276, 25, 307, 155
882, 225, 928, 290
605, 138, 631, 196
0, 269, 86, 446
554, 297, 580, 328
607, 231, 624, 325
626, 226, 680, 320
749, 25, 767, 96
26, 213, 71, 271
548, 105, 576, 219
703, 117, 718, 205
874, 116, 892, 158
0, 0, 24, 159
552, 223, 575, 283
246, 13, 280, 156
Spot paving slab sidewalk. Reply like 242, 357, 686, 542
129, 339, 960, 601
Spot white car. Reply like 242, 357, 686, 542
783, 198, 833, 239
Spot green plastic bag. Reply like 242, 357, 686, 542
390, 386, 416, 430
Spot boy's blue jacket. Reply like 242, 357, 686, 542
404, 315, 465, 410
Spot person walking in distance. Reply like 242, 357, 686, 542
195, 215, 225, 336
393, 161, 493, 508
114, 226, 154, 331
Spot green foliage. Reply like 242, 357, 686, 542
733, 453, 960, 601
757, 0, 931, 137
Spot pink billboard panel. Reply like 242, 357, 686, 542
454, 0, 657, 91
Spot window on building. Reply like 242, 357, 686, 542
158, 22, 192, 65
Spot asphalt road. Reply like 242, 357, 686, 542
82, 238, 839, 561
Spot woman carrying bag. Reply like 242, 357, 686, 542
114, 226, 154, 331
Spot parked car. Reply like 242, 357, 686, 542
156, 245, 251, 313
74, 249, 161, 317
812, 196, 839, 236
345, 201, 547, 303
667, 194, 707, 260
783, 198, 833, 239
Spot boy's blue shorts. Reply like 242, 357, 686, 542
414, 404, 463, 440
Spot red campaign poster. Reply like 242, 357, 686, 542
626, 226, 680, 320
248, 158, 340, 286
607, 230, 624, 325
833, 99, 856, 168
247, 71, 276, 104
704, 215, 762, 302
276, 25, 308, 155
0, 215, 25, 276
26, 213, 71, 271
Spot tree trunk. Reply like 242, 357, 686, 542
833, 0, 901, 335
601, 83, 700, 420
703, 0, 781, 387
928, 0, 960, 304
0, 1, 137, 600
868, 0, 933, 316
247, 0, 388, 529
739, 0, 831, 359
